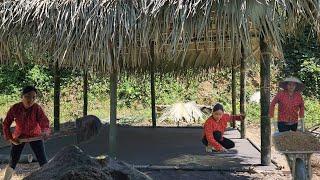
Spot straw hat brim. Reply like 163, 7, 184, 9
279, 77, 305, 91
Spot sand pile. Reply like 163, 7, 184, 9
273, 131, 320, 152
23, 145, 151, 180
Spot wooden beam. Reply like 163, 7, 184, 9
150, 41, 157, 128
83, 70, 88, 117
54, 60, 60, 132
231, 66, 236, 128
240, 46, 246, 139
260, 35, 271, 166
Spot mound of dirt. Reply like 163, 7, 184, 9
273, 131, 320, 152
23, 145, 151, 180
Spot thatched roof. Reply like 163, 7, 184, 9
0, 0, 319, 73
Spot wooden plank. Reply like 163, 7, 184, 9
19, 136, 43, 143
150, 41, 157, 128
260, 35, 271, 166
280, 151, 320, 154
134, 165, 251, 172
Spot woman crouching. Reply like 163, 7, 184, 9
202, 103, 245, 152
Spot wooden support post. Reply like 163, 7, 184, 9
260, 35, 271, 166
109, 69, 117, 158
150, 41, 157, 128
83, 70, 88, 117
54, 60, 60, 132
231, 66, 236, 128
240, 46, 246, 139
108, 38, 118, 158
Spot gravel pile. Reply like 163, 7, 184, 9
23, 145, 151, 180
273, 131, 320, 152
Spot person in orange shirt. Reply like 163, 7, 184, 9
269, 77, 305, 132
2, 86, 50, 180
202, 103, 245, 152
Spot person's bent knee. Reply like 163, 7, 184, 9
213, 131, 222, 141
202, 137, 208, 146
228, 141, 235, 149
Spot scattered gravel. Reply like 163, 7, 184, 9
273, 131, 320, 152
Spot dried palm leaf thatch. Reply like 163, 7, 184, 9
150, 0, 319, 67
0, 0, 151, 73
158, 101, 204, 124
0, 0, 319, 73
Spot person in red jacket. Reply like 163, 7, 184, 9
202, 103, 245, 152
2, 86, 50, 180
269, 77, 305, 132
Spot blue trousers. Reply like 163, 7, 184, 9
278, 122, 298, 132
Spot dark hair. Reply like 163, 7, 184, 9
22, 86, 38, 95
212, 103, 224, 112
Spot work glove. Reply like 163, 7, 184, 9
298, 118, 305, 132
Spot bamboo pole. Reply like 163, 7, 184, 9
260, 35, 271, 166
150, 41, 157, 128
231, 66, 236, 128
54, 60, 60, 132
83, 70, 88, 117
240, 46, 246, 139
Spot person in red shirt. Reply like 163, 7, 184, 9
2, 86, 50, 180
269, 77, 305, 132
202, 103, 245, 152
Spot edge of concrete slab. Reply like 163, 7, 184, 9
134, 164, 253, 172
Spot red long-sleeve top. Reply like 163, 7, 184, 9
269, 91, 304, 123
202, 114, 243, 151
3, 102, 51, 140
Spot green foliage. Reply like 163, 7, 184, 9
300, 59, 320, 98
304, 98, 320, 128
118, 76, 150, 107
25, 65, 52, 93
282, 26, 320, 99
0, 63, 29, 94
155, 74, 198, 104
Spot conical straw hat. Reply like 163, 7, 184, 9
279, 77, 305, 91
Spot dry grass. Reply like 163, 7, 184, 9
158, 101, 204, 124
